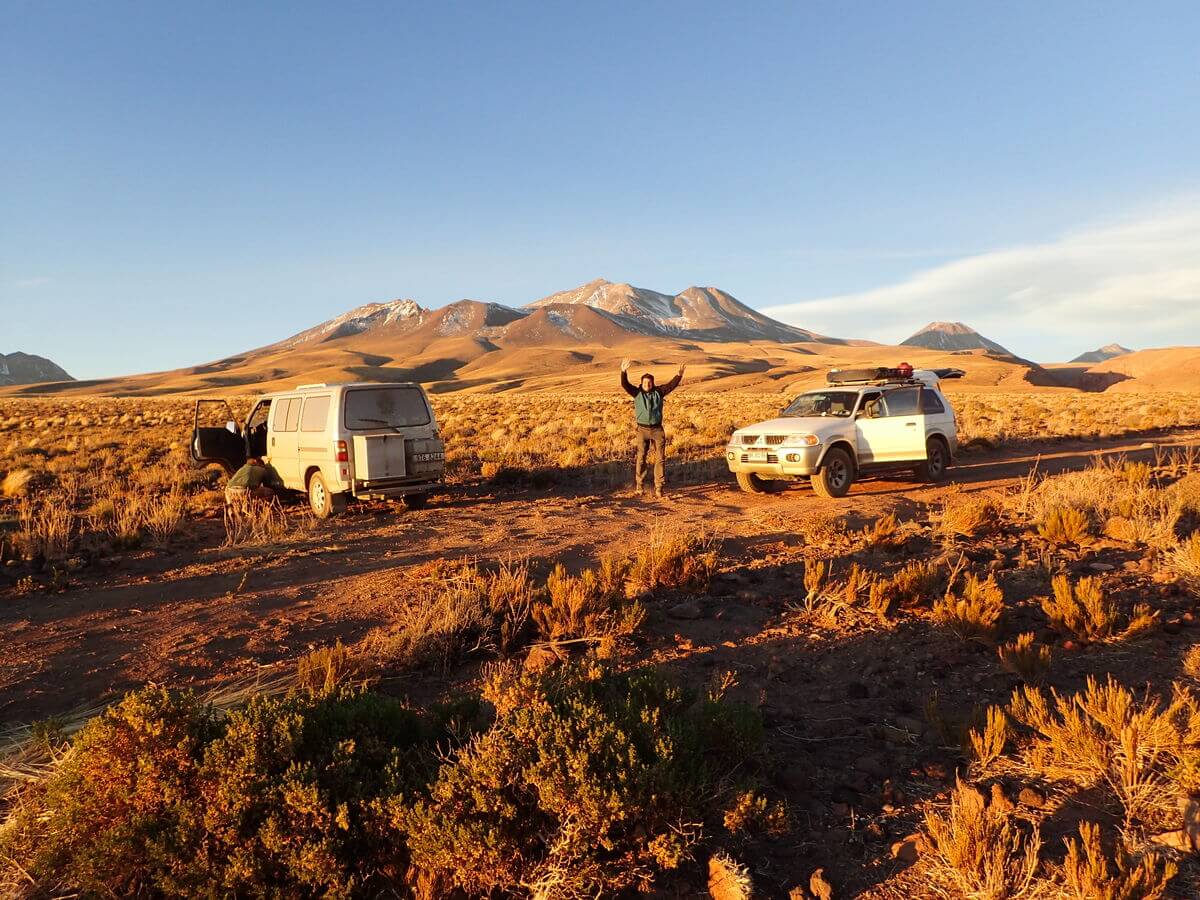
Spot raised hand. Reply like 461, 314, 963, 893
676, 363, 686, 377
621, 358, 631, 373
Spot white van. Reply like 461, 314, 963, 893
191, 382, 445, 517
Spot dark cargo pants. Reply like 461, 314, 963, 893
634, 425, 667, 489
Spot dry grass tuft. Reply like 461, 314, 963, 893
860, 512, 903, 549
1041, 575, 1158, 642
295, 640, 367, 696
1, 469, 32, 498
1166, 532, 1200, 590
534, 555, 643, 645
998, 633, 1051, 683
1058, 821, 1176, 899
934, 573, 1004, 641
222, 497, 290, 546
923, 780, 1040, 899
1039, 505, 1092, 545
967, 706, 1009, 769
1007, 676, 1198, 833
938, 491, 1000, 540
626, 526, 717, 595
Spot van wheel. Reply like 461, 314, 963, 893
811, 448, 854, 498
308, 472, 346, 519
401, 492, 428, 510
916, 438, 949, 483
736, 472, 786, 494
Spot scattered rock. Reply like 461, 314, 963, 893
1150, 829, 1191, 851
523, 645, 559, 673
1018, 786, 1046, 809
890, 834, 923, 864
708, 852, 754, 900
667, 601, 703, 620
854, 753, 890, 779
809, 868, 834, 900
1165, 619, 1182, 635
1087, 561, 1116, 572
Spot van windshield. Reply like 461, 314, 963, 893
783, 391, 858, 418
344, 387, 431, 430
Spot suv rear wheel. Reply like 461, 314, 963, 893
811, 448, 854, 498
401, 492, 429, 510
915, 437, 949, 483
736, 472, 787, 494
308, 471, 346, 519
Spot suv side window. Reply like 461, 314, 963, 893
882, 387, 921, 416
857, 391, 883, 418
921, 389, 945, 414
301, 396, 331, 432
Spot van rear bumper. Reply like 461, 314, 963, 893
351, 476, 441, 500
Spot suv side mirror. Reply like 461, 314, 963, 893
225, 421, 238, 434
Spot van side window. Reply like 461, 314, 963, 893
271, 398, 292, 431
301, 396, 331, 432
272, 397, 301, 433
882, 387, 921, 416
921, 390, 945, 414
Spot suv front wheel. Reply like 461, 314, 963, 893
915, 438, 949, 483
308, 471, 347, 519
811, 448, 854, 498
736, 472, 787, 494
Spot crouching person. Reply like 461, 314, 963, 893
225, 457, 284, 504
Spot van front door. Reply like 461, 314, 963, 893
268, 396, 302, 488
191, 399, 246, 474
855, 387, 927, 464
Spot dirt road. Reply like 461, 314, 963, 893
2, 428, 1197, 725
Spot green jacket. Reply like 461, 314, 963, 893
621, 370, 682, 427
228, 463, 284, 490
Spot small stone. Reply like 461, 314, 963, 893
667, 601, 703, 620
1062, 639, 1084, 652
1018, 787, 1046, 809
1088, 561, 1116, 572
523, 645, 559, 673
890, 835, 922, 863
1165, 620, 1182, 635
1150, 829, 1191, 851
809, 868, 834, 900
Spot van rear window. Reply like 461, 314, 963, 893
344, 387, 430, 430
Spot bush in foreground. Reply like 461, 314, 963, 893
3, 663, 763, 897
402, 661, 763, 897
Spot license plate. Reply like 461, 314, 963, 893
412, 452, 444, 463
746, 448, 769, 460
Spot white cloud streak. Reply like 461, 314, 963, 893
764, 203, 1200, 360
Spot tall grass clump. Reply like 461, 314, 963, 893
626, 526, 718, 595
534, 554, 643, 645
1057, 821, 1176, 899
1041, 575, 1158, 642
933, 572, 1005, 641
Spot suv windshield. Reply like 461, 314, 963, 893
344, 387, 431, 430
783, 390, 858, 418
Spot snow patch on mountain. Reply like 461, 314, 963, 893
282, 299, 425, 346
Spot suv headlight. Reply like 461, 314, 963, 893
789, 434, 819, 446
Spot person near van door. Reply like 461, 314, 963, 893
620, 359, 685, 497
225, 457, 285, 504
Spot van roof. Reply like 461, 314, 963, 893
256, 381, 423, 397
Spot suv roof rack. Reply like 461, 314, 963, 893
825, 366, 966, 386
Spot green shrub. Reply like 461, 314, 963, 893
402, 661, 763, 897
4, 687, 218, 896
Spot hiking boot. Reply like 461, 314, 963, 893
654, 486, 664, 499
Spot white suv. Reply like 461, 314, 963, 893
192, 382, 445, 517
726, 366, 962, 498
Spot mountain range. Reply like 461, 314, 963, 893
1070, 343, 1133, 364
0, 281, 1187, 396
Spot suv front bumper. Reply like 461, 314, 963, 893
725, 444, 823, 477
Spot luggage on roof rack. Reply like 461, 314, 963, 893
827, 366, 906, 384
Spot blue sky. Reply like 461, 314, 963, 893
4, 1, 1199, 377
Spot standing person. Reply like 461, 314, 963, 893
620, 358, 685, 497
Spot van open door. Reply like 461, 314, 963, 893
191, 399, 247, 475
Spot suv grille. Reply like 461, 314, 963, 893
740, 453, 779, 464
765, 435, 787, 445
740, 434, 760, 445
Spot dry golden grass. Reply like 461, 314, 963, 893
1041, 575, 1158, 643
1058, 821, 1176, 900
922, 780, 1040, 899
934, 573, 1005, 641
998, 633, 1052, 683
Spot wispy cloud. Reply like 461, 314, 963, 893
12, 276, 51, 289
764, 202, 1200, 359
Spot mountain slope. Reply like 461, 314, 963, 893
0, 352, 73, 386
528, 279, 835, 343
901, 322, 1013, 356
1071, 343, 1133, 364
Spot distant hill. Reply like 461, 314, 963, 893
0, 352, 72, 386
900, 322, 1013, 356
1078, 347, 1200, 392
1070, 343, 1133, 364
